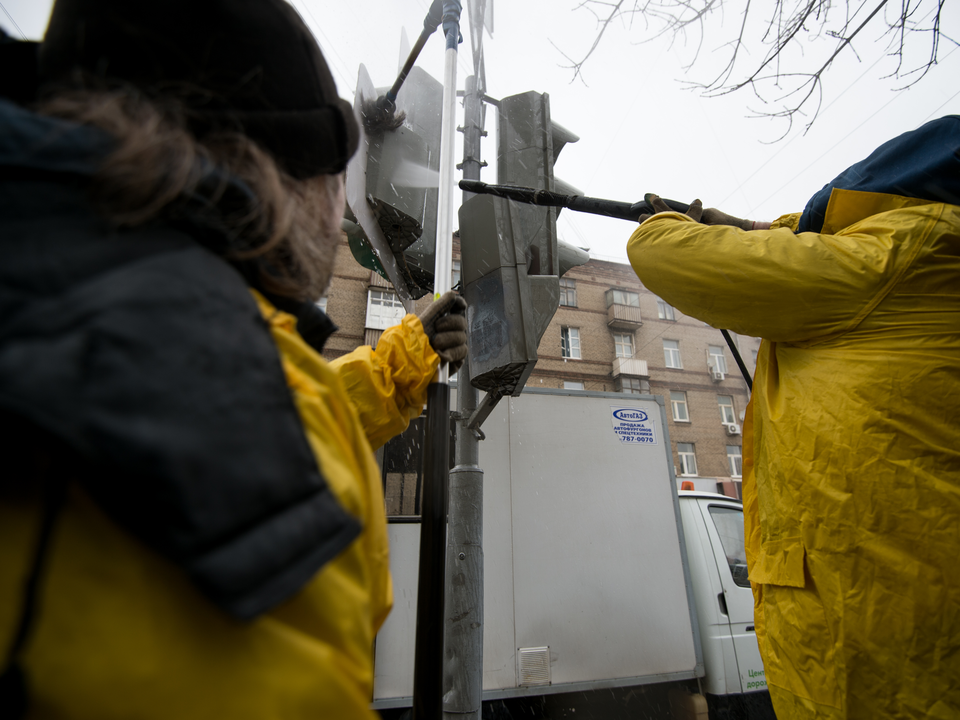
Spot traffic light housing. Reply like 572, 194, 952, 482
346, 64, 443, 300
459, 90, 585, 397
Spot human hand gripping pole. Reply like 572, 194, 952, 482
417, 290, 468, 374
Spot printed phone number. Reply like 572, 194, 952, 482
617, 434, 656, 443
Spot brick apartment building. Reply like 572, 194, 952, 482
320, 235, 758, 504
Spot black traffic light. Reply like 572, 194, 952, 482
459, 90, 587, 397
346, 64, 443, 300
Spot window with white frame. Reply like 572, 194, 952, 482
607, 289, 640, 307
718, 395, 736, 424
670, 391, 689, 422
563, 380, 585, 391
677, 443, 698, 476
727, 445, 743, 477
657, 298, 676, 321
708, 345, 728, 374
619, 377, 644, 394
452, 260, 461, 289
366, 289, 406, 330
613, 333, 634, 358
663, 339, 682, 368
561, 327, 581, 359
559, 278, 577, 307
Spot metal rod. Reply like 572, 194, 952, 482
721, 329, 754, 390
442, 73, 485, 720
384, 0, 444, 106
458, 179, 690, 221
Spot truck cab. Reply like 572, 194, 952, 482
678, 490, 774, 718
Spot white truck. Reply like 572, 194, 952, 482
373, 388, 775, 719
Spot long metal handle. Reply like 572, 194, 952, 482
458, 179, 690, 221
385, 0, 444, 106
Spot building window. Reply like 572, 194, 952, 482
708, 345, 728, 374
559, 278, 577, 307
657, 298, 676, 321
670, 391, 689, 422
663, 339, 682, 368
727, 445, 743, 478
366, 289, 406, 330
620, 377, 644, 394
607, 289, 640, 307
718, 395, 736, 424
677, 443, 698, 476
561, 327, 581, 359
452, 260, 461, 289
563, 380, 585, 391
613, 333, 634, 358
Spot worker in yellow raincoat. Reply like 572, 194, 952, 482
0, 1, 466, 718
627, 116, 960, 720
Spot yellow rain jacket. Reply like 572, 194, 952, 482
0, 291, 439, 720
627, 191, 960, 719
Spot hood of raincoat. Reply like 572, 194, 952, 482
798, 114, 960, 233
0, 97, 357, 620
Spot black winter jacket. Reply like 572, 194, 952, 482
0, 97, 358, 621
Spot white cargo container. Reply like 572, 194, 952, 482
373, 388, 772, 717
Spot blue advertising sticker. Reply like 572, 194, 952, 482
610, 406, 658, 446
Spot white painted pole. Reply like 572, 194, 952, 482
432, 43, 459, 385
412, 6, 461, 718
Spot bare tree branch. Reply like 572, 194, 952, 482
563, 0, 956, 134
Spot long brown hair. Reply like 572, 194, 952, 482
37, 84, 340, 301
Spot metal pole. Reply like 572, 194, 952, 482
442, 73, 484, 720
413, 3, 461, 719
413, 381, 452, 720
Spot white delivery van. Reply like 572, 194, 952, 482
678, 490, 774, 717
374, 389, 775, 719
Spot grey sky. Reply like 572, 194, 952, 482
4, 0, 958, 262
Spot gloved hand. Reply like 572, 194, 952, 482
418, 290, 468, 373
638, 195, 770, 230
700, 208, 770, 230
637, 195, 702, 223
701, 207, 759, 230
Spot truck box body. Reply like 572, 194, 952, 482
373, 389, 704, 704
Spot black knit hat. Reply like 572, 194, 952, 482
35, 0, 359, 178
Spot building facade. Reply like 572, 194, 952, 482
320, 235, 758, 502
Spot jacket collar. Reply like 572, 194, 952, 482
0, 97, 337, 352
798, 115, 960, 233
0, 98, 114, 179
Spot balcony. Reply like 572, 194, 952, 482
612, 357, 649, 378
607, 303, 643, 330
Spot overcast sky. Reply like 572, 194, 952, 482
4, 0, 958, 262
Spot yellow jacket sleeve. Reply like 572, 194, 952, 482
331, 315, 440, 450
626, 195, 939, 343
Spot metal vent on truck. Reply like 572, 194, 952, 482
517, 646, 551, 687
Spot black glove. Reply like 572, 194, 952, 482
637, 195, 703, 223
639, 195, 767, 230
418, 290, 468, 373
701, 206, 754, 230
